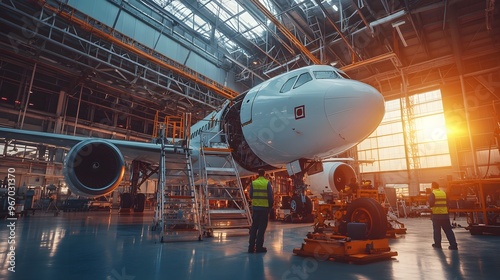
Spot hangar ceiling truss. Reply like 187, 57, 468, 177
0, 0, 238, 119
151, 0, 499, 95
0, 0, 498, 122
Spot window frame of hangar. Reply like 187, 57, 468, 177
385, 183, 409, 197
419, 182, 432, 194
358, 99, 406, 172
410, 91, 451, 168
358, 89, 451, 173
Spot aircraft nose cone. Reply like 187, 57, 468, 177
324, 81, 385, 144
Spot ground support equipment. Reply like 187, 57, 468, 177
293, 232, 397, 264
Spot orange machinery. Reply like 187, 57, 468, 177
446, 178, 500, 235
293, 198, 398, 264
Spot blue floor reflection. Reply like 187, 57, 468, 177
1, 211, 498, 279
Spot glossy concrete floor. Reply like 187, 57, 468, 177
1, 210, 498, 280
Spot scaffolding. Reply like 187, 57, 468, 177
198, 131, 252, 236
152, 114, 203, 242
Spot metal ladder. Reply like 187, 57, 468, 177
199, 130, 252, 236
153, 117, 202, 242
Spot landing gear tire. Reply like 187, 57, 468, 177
290, 195, 313, 216
289, 195, 313, 223
204, 229, 214, 238
120, 193, 132, 208
345, 197, 387, 239
134, 193, 146, 212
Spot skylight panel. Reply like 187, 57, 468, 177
155, 0, 213, 40
214, 30, 237, 49
152, 0, 271, 55
193, 14, 212, 40
161, 0, 192, 22
205, 1, 233, 22
202, 0, 267, 41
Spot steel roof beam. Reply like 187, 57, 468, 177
314, 0, 361, 62
247, 0, 321, 65
36, 0, 238, 101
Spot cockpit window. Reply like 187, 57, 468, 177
294, 72, 313, 89
313, 70, 351, 79
280, 76, 297, 93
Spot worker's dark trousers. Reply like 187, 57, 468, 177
249, 209, 269, 249
432, 215, 457, 247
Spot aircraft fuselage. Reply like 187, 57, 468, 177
0, 65, 385, 197
189, 65, 385, 177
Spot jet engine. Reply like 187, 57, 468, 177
63, 139, 125, 198
306, 162, 356, 195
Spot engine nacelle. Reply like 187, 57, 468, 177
63, 139, 125, 198
306, 162, 356, 197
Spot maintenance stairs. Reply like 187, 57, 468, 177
198, 131, 252, 237
152, 114, 203, 242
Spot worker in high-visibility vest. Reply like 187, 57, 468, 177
428, 181, 458, 250
248, 169, 274, 253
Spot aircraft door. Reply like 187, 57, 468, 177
240, 85, 262, 125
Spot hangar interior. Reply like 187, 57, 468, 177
0, 0, 500, 279
1, 0, 499, 190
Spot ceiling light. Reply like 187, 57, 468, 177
332, 4, 338, 11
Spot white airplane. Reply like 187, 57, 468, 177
0, 65, 385, 200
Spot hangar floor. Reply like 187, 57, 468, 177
1, 210, 498, 279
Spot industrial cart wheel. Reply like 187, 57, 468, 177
469, 226, 483, 235
345, 198, 387, 239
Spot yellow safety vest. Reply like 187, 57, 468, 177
251, 177, 270, 207
431, 189, 448, 215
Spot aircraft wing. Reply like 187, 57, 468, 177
0, 127, 193, 197
0, 127, 182, 163
1, 127, 87, 148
